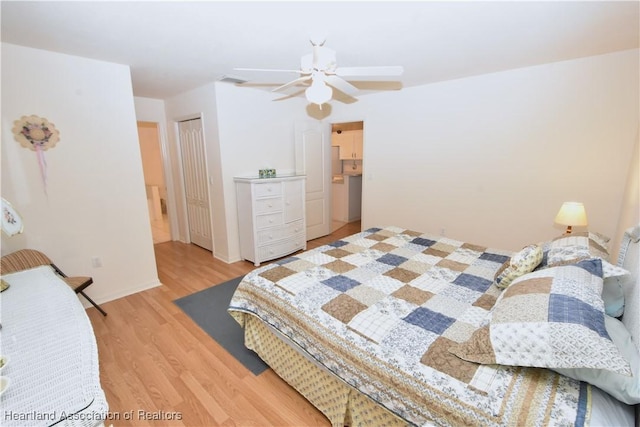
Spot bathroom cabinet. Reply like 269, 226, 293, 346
335, 129, 363, 160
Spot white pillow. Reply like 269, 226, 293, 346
547, 232, 610, 262
552, 315, 640, 405
545, 233, 630, 279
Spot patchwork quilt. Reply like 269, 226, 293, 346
229, 226, 590, 426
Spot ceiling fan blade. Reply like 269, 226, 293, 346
234, 67, 304, 74
346, 80, 403, 91
272, 88, 307, 102
324, 75, 358, 97
335, 65, 404, 77
272, 76, 312, 93
332, 89, 359, 105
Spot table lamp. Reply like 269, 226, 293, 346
554, 201, 588, 234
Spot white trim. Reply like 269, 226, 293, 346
79, 279, 162, 308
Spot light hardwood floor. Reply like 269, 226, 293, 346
87, 221, 362, 426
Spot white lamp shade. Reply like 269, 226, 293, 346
554, 202, 588, 227
1, 198, 24, 236
305, 79, 332, 105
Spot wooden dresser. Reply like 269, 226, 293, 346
235, 175, 306, 266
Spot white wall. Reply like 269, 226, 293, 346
613, 128, 640, 260
346, 49, 638, 251
1, 43, 160, 304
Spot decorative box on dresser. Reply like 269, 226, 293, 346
235, 175, 306, 266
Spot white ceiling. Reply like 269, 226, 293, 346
2, 1, 638, 100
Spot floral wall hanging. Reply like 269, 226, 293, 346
12, 115, 60, 194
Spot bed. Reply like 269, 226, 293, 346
229, 224, 640, 426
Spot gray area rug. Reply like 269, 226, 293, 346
174, 276, 268, 375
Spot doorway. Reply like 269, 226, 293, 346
137, 121, 171, 244
330, 121, 364, 232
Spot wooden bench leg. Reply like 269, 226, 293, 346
79, 291, 107, 316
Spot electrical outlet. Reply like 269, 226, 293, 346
91, 257, 102, 268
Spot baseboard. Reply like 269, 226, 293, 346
214, 252, 243, 264
79, 278, 162, 309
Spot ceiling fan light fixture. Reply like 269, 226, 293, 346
235, 39, 403, 107
305, 79, 332, 105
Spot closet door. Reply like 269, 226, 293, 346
178, 118, 213, 251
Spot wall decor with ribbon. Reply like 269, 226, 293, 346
12, 115, 60, 194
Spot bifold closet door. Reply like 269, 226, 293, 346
178, 118, 213, 251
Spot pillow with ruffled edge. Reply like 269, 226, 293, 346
537, 231, 610, 265
450, 259, 632, 376
493, 244, 542, 289
560, 231, 610, 259
553, 315, 639, 405
600, 261, 631, 279
546, 232, 608, 263
538, 232, 629, 279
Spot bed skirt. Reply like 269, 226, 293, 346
242, 314, 407, 427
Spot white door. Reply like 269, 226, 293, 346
295, 120, 331, 240
178, 118, 213, 251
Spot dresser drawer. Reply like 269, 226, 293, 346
257, 234, 305, 261
255, 197, 283, 214
235, 175, 306, 267
254, 182, 282, 198
257, 220, 304, 245
256, 212, 283, 229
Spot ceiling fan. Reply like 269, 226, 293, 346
234, 39, 404, 107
